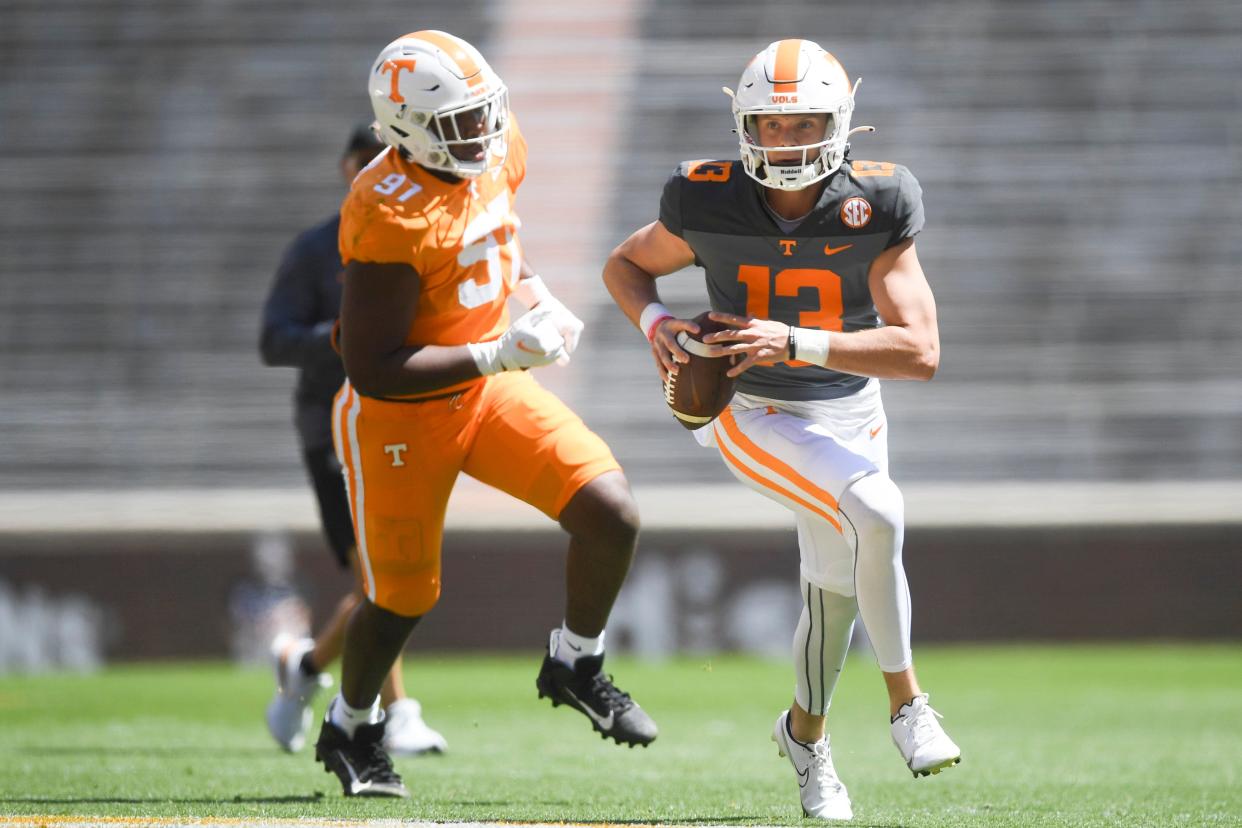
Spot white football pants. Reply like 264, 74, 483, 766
696, 380, 914, 679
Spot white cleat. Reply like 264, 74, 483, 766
891, 694, 961, 777
383, 698, 448, 756
265, 633, 331, 752
772, 710, 853, 821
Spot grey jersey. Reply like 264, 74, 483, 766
659, 158, 924, 401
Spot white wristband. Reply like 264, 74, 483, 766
466, 340, 505, 375
513, 274, 554, 308
793, 327, 831, 366
639, 301, 674, 342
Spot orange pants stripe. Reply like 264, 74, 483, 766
715, 429, 843, 533
719, 407, 841, 512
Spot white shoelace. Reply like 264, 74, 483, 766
906, 700, 945, 748
808, 741, 845, 793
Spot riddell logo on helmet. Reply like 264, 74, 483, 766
770, 94, 799, 103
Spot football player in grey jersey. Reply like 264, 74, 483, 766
604, 39, 960, 820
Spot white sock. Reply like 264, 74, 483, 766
329, 693, 380, 739
793, 578, 858, 717
839, 473, 912, 673
553, 623, 604, 666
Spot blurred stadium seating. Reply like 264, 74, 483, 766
2, 1, 1241, 666
2, 0, 1240, 490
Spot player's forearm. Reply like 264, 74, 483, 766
602, 251, 662, 332
820, 325, 939, 381
344, 344, 481, 397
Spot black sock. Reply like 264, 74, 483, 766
298, 651, 320, 678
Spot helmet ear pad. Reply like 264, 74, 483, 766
374, 105, 457, 172
403, 121, 443, 162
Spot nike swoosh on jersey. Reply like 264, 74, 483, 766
870, 424, 884, 439
823, 243, 853, 256
562, 688, 615, 731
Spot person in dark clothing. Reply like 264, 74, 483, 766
259, 124, 446, 757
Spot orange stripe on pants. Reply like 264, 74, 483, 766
719, 408, 841, 512
715, 422, 842, 534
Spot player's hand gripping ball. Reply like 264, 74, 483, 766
663, 312, 739, 430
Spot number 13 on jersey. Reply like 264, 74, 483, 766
737, 265, 844, 367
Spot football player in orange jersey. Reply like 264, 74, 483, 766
604, 39, 960, 820
312, 31, 656, 798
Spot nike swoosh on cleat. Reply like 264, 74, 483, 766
338, 751, 371, 795
796, 765, 810, 788
562, 688, 614, 731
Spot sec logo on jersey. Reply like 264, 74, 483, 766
841, 196, 872, 229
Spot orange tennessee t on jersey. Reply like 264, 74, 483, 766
338, 116, 528, 382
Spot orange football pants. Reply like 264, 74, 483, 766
332, 371, 620, 617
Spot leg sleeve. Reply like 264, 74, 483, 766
792, 577, 858, 717
839, 472, 911, 673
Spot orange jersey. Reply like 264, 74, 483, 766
339, 116, 527, 351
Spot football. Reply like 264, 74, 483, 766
663, 311, 739, 430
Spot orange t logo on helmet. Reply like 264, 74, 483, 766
381, 59, 417, 103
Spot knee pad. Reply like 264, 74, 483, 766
839, 472, 904, 553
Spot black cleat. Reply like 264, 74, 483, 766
314, 717, 409, 798
536, 650, 658, 747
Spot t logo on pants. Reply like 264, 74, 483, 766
384, 444, 409, 467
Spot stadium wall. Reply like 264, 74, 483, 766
1, 522, 1238, 671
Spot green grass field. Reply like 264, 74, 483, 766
0, 645, 1238, 826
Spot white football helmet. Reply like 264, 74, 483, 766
726, 39, 866, 191
368, 30, 509, 178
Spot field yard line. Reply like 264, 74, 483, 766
0, 819, 743, 828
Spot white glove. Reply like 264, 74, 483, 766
513, 275, 583, 362
467, 307, 568, 375
537, 295, 583, 361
